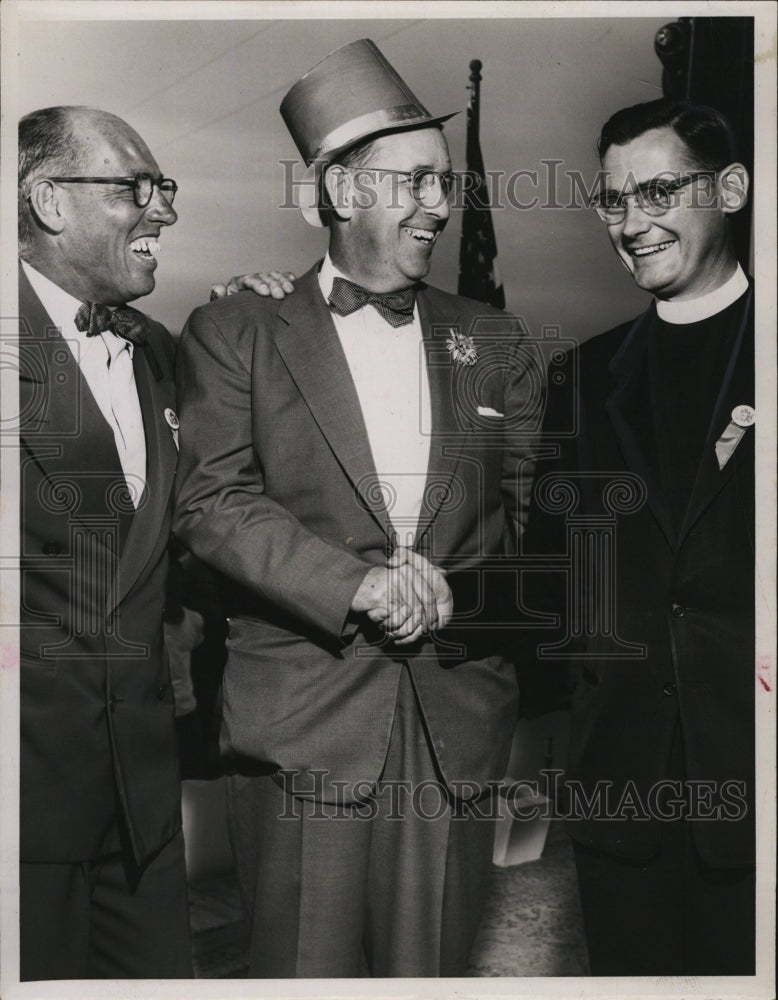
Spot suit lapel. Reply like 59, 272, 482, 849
274, 267, 394, 542
414, 287, 466, 546
20, 263, 176, 611
274, 271, 469, 548
112, 335, 177, 610
678, 287, 754, 541
18, 265, 132, 542
606, 307, 676, 548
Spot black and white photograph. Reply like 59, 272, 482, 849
0, 2, 775, 998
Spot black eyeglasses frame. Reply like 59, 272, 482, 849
48, 173, 178, 208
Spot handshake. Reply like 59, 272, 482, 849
350, 547, 453, 646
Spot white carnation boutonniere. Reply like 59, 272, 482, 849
446, 329, 478, 366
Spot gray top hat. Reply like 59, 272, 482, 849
280, 38, 456, 226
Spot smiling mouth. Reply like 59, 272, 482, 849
129, 236, 160, 261
629, 240, 676, 258
402, 226, 439, 246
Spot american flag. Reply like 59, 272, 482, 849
457, 59, 505, 309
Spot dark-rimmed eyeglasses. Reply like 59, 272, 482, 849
346, 166, 458, 208
48, 173, 178, 208
592, 171, 716, 223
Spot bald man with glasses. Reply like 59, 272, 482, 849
16, 105, 290, 981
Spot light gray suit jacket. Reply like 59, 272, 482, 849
174, 264, 544, 802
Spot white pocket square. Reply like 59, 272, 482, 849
477, 405, 504, 417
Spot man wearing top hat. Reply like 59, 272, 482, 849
174, 39, 543, 977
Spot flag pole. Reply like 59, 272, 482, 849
468, 59, 482, 141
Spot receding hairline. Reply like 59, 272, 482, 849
64, 107, 153, 157
20, 106, 155, 174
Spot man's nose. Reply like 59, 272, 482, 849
620, 198, 652, 237
422, 181, 450, 222
145, 189, 177, 226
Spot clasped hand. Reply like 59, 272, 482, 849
210, 277, 453, 645
351, 547, 453, 646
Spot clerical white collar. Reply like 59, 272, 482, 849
655, 264, 749, 325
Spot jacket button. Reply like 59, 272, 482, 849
671, 603, 686, 618
157, 683, 169, 700
663, 682, 677, 696
108, 695, 125, 713
42, 542, 61, 555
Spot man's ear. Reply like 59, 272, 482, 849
323, 165, 355, 222
717, 163, 749, 214
26, 179, 66, 234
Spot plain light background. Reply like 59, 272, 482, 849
16, 15, 668, 339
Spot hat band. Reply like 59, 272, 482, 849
310, 103, 430, 163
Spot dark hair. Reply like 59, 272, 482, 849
18, 106, 86, 250
337, 135, 381, 171
315, 136, 377, 223
597, 99, 738, 170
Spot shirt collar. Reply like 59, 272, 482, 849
20, 259, 134, 357
317, 254, 419, 317
655, 264, 749, 325
318, 253, 351, 302
21, 259, 83, 330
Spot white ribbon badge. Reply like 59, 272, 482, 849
715, 405, 754, 470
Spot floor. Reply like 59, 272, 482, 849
188, 817, 590, 978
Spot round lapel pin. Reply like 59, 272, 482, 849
731, 405, 755, 428
164, 408, 179, 430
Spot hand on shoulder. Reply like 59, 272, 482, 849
209, 271, 297, 301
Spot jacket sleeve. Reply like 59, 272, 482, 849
501, 320, 547, 549
173, 304, 370, 641
513, 344, 577, 717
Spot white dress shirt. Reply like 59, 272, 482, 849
21, 260, 147, 507
655, 263, 749, 325
318, 254, 431, 544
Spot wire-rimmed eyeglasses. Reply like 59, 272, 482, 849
48, 173, 178, 208
592, 171, 716, 223
345, 166, 458, 208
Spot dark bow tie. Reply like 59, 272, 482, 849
74, 300, 162, 380
75, 301, 150, 345
328, 276, 416, 328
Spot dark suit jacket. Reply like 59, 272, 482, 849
174, 264, 544, 803
18, 263, 182, 866
521, 287, 755, 867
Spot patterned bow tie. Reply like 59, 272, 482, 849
75, 301, 150, 345
328, 276, 416, 328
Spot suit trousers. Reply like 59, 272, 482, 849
227, 666, 496, 977
573, 723, 755, 975
20, 829, 193, 980
574, 831, 755, 975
